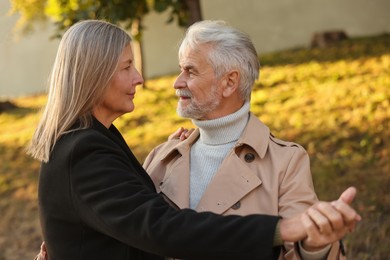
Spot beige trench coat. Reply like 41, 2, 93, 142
144, 113, 343, 260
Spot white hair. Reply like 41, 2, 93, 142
178, 20, 260, 101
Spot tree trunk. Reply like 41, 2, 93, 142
131, 18, 146, 88
184, 0, 203, 26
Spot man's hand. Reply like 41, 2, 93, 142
279, 187, 361, 246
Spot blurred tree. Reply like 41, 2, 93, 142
9, 0, 203, 84
154, 0, 202, 27
184, 0, 202, 26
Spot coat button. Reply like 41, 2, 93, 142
231, 201, 241, 210
244, 153, 255, 162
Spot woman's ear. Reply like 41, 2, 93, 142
222, 70, 240, 97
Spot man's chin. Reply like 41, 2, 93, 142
177, 108, 194, 119
177, 109, 189, 118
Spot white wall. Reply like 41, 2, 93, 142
143, 0, 390, 79
0, 0, 59, 98
203, 0, 390, 52
1, 0, 390, 97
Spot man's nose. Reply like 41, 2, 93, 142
173, 73, 186, 89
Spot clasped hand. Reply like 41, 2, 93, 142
281, 187, 361, 250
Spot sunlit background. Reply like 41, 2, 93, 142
0, 0, 389, 259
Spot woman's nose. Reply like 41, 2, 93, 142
134, 69, 144, 85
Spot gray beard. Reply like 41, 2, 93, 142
177, 96, 219, 120
176, 85, 220, 120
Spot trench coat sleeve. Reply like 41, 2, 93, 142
277, 145, 317, 217
68, 132, 280, 259
276, 146, 342, 260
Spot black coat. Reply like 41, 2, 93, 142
38, 118, 279, 259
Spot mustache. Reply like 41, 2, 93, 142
176, 89, 192, 98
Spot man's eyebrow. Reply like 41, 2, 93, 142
181, 64, 197, 72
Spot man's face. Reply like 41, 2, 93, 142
174, 45, 223, 120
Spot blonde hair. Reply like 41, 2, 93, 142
27, 20, 131, 162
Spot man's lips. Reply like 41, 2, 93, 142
176, 89, 192, 100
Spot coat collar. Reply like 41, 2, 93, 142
91, 117, 130, 154
157, 113, 271, 213
236, 112, 270, 159
158, 127, 200, 161
91, 117, 157, 190
159, 113, 270, 161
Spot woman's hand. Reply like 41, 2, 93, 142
34, 241, 47, 260
301, 186, 361, 250
168, 127, 195, 141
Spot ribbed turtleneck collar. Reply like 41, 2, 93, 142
192, 102, 250, 145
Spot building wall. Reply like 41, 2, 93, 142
0, 0, 59, 97
1, 0, 390, 97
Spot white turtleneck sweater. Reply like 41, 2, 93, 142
189, 102, 250, 209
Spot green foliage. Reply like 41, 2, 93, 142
8, 0, 47, 33
153, 0, 189, 26
1, 34, 389, 258
43, 0, 149, 34
9, 0, 191, 37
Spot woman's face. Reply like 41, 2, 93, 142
93, 44, 144, 127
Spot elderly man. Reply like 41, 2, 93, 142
144, 20, 345, 259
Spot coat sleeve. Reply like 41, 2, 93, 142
277, 145, 342, 260
278, 145, 317, 217
69, 133, 280, 259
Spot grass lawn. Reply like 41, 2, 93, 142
0, 33, 389, 259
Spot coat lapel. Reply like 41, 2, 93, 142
196, 150, 262, 214
92, 118, 157, 190
157, 121, 267, 213
159, 152, 191, 209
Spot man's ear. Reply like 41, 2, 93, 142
222, 70, 240, 97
